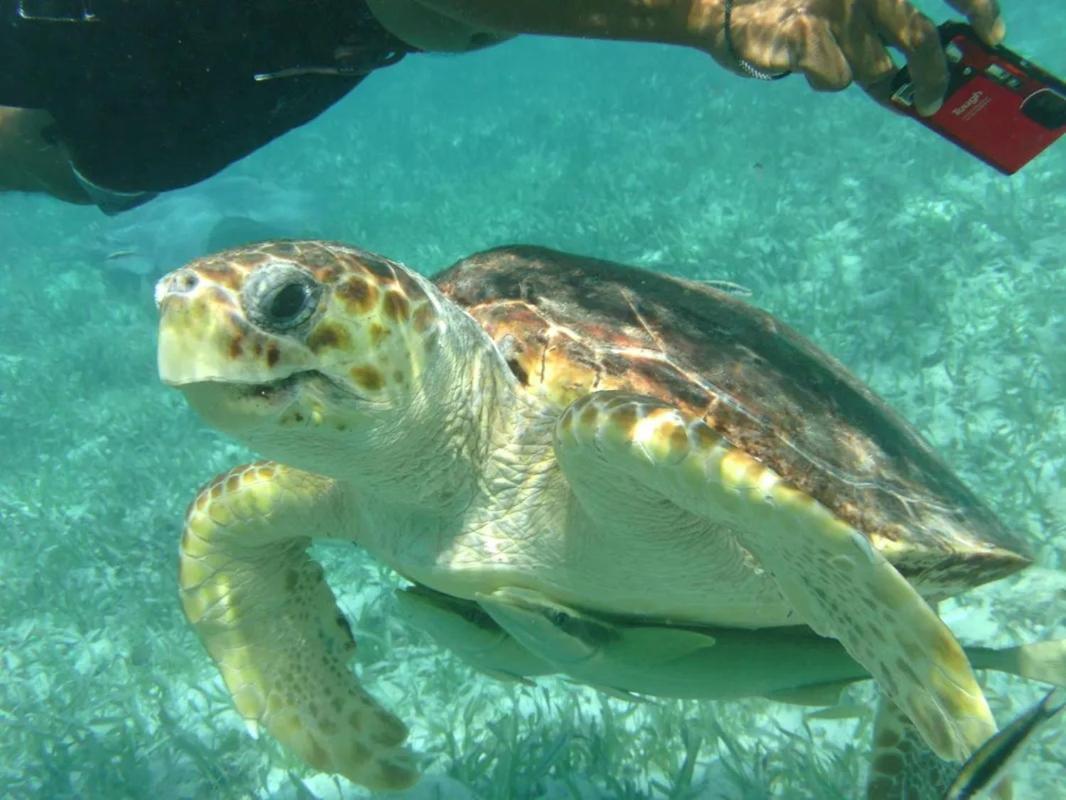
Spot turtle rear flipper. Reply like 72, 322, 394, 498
180, 462, 418, 791
865, 697, 1001, 800
554, 391, 997, 763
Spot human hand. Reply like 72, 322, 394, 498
0, 107, 91, 205
707, 0, 1005, 115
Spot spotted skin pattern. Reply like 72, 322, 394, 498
156, 240, 439, 400
554, 391, 997, 763
180, 461, 418, 791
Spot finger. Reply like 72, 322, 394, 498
862, 70, 904, 111
868, 1, 947, 116
837, 9, 897, 89
945, 0, 1005, 45
783, 15, 853, 91
736, 10, 851, 90
727, 6, 795, 76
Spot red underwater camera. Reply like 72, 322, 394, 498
890, 22, 1065, 174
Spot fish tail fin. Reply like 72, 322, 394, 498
969, 640, 1066, 687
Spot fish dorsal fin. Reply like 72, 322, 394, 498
474, 667, 539, 687
566, 680, 649, 704
609, 625, 717, 665
763, 680, 851, 708
802, 703, 869, 721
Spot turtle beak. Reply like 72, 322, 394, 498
157, 310, 227, 387
156, 299, 245, 386
155, 268, 308, 387
156, 269, 230, 386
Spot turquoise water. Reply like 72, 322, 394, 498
1, 4, 1064, 798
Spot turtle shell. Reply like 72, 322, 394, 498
433, 245, 1030, 597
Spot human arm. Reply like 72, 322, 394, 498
0, 107, 90, 204
382, 0, 1006, 115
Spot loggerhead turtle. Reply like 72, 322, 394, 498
156, 241, 1034, 795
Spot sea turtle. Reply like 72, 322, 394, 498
156, 241, 1035, 795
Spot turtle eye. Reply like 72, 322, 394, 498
242, 262, 322, 333
267, 282, 310, 323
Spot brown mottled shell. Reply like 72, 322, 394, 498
434, 246, 1030, 595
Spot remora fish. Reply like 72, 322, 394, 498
395, 584, 554, 683
473, 586, 1066, 704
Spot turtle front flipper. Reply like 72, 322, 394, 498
180, 461, 418, 791
554, 391, 997, 763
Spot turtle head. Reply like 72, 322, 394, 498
156, 240, 449, 472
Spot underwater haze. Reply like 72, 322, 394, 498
1, 2, 1064, 798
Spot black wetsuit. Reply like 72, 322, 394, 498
0, 0, 412, 195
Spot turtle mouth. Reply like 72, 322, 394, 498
174, 368, 369, 435
240, 370, 313, 401
239, 369, 357, 402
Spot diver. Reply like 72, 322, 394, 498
0, 0, 1004, 213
